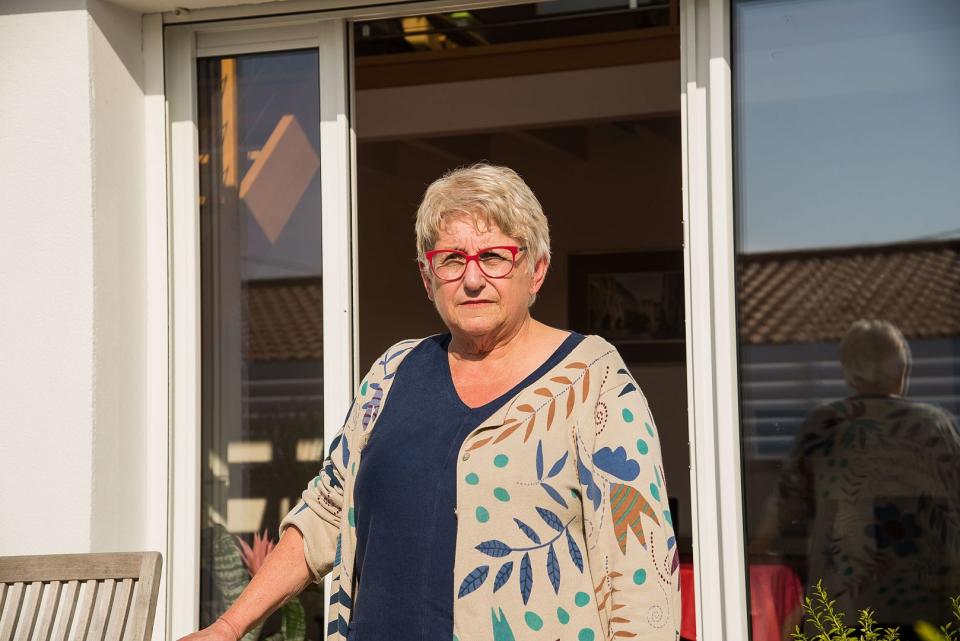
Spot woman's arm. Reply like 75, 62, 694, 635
177, 340, 415, 641
176, 526, 312, 641
179, 382, 359, 641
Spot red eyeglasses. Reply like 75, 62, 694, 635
424, 246, 527, 282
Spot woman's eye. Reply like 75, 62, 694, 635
441, 254, 465, 266
480, 252, 507, 262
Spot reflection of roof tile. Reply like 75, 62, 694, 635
244, 278, 323, 362
738, 240, 960, 345
241, 241, 960, 361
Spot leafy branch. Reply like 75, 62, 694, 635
791, 582, 960, 641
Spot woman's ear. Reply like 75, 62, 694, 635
419, 261, 435, 302
528, 256, 549, 297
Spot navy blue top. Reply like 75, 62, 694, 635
347, 331, 585, 641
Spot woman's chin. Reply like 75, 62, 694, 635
450, 313, 501, 337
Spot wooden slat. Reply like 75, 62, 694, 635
100, 580, 130, 641
0, 553, 161, 641
85, 581, 114, 641
0, 582, 25, 641
67, 581, 97, 641
33, 581, 62, 641
13, 582, 42, 641
0, 557, 144, 585
124, 554, 161, 641
49, 582, 78, 641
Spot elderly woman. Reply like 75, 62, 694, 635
185, 164, 680, 641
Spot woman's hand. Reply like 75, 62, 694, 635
176, 618, 240, 641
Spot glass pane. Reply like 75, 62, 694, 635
197, 50, 325, 641
734, 1, 960, 639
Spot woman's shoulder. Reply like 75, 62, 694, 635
346, 336, 439, 435
568, 333, 626, 366
361, 334, 447, 383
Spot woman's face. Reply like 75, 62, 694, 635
420, 215, 547, 343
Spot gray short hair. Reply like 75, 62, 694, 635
839, 319, 911, 393
414, 163, 551, 270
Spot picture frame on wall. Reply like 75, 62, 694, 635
568, 250, 685, 363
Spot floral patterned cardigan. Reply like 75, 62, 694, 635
279, 334, 681, 641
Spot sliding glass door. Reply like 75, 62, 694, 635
165, 18, 354, 641
733, 1, 960, 638
195, 48, 327, 640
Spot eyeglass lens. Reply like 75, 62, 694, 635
431, 248, 517, 280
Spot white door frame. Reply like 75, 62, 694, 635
680, 0, 750, 638
161, 1, 749, 639
164, 16, 354, 640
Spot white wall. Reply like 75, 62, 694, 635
88, 0, 149, 555
0, 0, 156, 558
0, 1, 97, 554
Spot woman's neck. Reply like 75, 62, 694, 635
448, 315, 536, 363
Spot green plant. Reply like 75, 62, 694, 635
210, 523, 264, 641
209, 523, 307, 641
914, 596, 960, 641
791, 582, 960, 641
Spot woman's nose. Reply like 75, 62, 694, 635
462, 259, 486, 290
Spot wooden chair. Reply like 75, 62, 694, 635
0, 552, 162, 641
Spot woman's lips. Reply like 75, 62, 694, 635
460, 300, 494, 306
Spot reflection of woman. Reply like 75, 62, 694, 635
181, 164, 680, 641
767, 320, 960, 631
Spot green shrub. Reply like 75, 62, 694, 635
791, 581, 960, 641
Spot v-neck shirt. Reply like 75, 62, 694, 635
347, 331, 585, 641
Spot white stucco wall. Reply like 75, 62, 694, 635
88, 0, 149, 555
0, 2, 98, 554
0, 0, 154, 558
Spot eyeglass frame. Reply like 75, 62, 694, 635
423, 245, 528, 282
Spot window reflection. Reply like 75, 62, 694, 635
197, 50, 325, 641
752, 320, 960, 634
734, 0, 960, 639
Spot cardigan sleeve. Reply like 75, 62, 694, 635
278, 404, 354, 585
278, 340, 418, 584
575, 348, 682, 640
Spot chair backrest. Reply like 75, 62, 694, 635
0, 552, 162, 641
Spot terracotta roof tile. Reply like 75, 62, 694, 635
244, 278, 323, 362
240, 241, 960, 361
737, 240, 960, 345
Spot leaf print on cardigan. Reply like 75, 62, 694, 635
376, 340, 417, 380
460, 507, 583, 605
359, 342, 418, 432
574, 356, 681, 640
536, 440, 570, 508
360, 383, 382, 431
465, 361, 592, 452
490, 608, 517, 641
608, 482, 659, 553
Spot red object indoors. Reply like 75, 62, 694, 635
680, 562, 804, 641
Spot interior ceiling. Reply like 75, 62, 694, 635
356, 117, 680, 177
